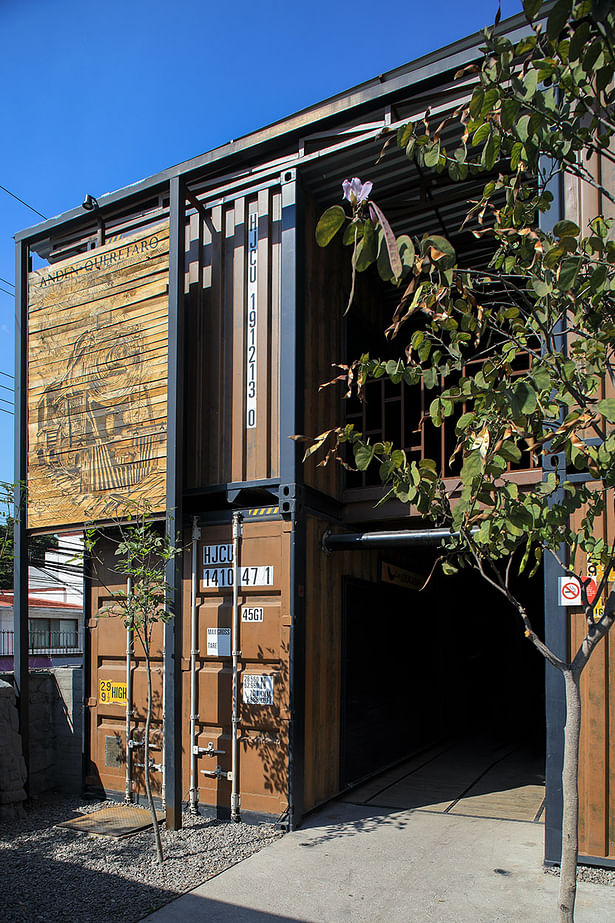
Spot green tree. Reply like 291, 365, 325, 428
85, 506, 179, 864
313, 2, 615, 920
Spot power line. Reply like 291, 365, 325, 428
0, 277, 14, 289
0, 406, 13, 415
0, 372, 14, 380
0, 183, 47, 220
0, 286, 14, 298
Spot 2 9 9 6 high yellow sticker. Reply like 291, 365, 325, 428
99, 680, 127, 705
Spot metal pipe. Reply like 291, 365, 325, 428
322, 528, 472, 551
231, 511, 243, 823
125, 576, 133, 803
189, 516, 201, 815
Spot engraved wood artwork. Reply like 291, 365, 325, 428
27, 224, 169, 530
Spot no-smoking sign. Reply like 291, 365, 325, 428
559, 576, 582, 606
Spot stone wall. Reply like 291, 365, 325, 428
0, 667, 83, 798
0, 680, 27, 819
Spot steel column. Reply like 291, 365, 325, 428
164, 175, 185, 830
13, 239, 29, 790
539, 161, 567, 865
279, 170, 304, 486
279, 169, 307, 827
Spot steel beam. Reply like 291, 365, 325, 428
164, 175, 185, 830
13, 239, 29, 790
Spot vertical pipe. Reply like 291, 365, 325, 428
189, 516, 201, 814
125, 575, 133, 803
231, 511, 243, 822
14, 238, 29, 792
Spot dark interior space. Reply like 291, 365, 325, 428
341, 550, 545, 800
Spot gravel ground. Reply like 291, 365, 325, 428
544, 863, 615, 887
0, 794, 283, 922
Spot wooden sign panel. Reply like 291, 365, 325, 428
27, 223, 169, 530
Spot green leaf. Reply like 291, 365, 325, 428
315, 205, 346, 247
342, 220, 363, 246
543, 245, 565, 268
469, 88, 484, 119
532, 279, 552, 298
441, 560, 459, 576
553, 219, 580, 238
423, 367, 438, 390
482, 134, 500, 171
547, 0, 572, 41
472, 123, 490, 147
597, 399, 615, 423
481, 87, 500, 118
429, 398, 442, 427
455, 412, 475, 434
354, 443, 375, 471
423, 141, 441, 168
425, 235, 456, 266
590, 263, 608, 293
557, 257, 581, 291
397, 123, 413, 149
498, 441, 522, 463
523, 0, 542, 20
569, 21, 590, 61
461, 450, 484, 485
501, 97, 520, 130
355, 221, 377, 271
510, 380, 537, 415
510, 141, 524, 171
397, 235, 416, 273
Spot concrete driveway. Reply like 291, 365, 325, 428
144, 800, 615, 922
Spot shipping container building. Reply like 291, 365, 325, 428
13, 8, 615, 867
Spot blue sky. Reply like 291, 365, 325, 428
0, 0, 522, 489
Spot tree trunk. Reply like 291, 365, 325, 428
559, 668, 581, 922
144, 640, 164, 864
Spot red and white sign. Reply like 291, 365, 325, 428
559, 576, 582, 606
584, 577, 598, 605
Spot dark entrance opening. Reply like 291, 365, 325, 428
340, 551, 545, 817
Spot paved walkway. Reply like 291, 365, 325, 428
145, 800, 615, 922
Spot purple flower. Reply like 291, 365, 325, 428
342, 177, 373, 206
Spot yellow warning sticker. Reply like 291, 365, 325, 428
99, 680, 127, 706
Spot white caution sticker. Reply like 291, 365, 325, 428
243, 674, 274, 705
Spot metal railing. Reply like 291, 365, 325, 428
0, 630, 82, 656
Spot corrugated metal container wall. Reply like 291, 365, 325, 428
86, 539, 164, 798
570, 494, 615, 861
184, 188, 282, 491
303, 512, 378, 812
181, 519, 291, 819
302, 194, 345, 500
563, 148, 615, 861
